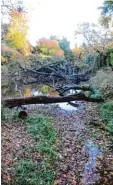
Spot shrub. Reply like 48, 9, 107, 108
85, 53, 101, 71
105, 120, 113, 134
90, 69, 113, 99
99, 101, 113, 121
99, 101, 113, 134
1, 43, 22, 64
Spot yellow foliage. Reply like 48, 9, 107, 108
1, 56, 7, 63
24, 88, 31, 97
1, 43, 23, 63
73, 46, 82, 56
5, 9, 30, 56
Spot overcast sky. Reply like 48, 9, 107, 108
24, 0, 103, 48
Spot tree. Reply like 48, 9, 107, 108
34, 38, 64, 56
75, 22, 113, 54
73, 44, 83, 60
58, 37, 74, 61
99, 0, 113, 16
5, 9, 31, 56
1, 0, 24, 21
99, 0, 113, 28
59, 37, 70, 52
50, 35, 59, 41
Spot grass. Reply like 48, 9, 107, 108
13, 159, 56, 185
27, 115, 57, 143
1, 104, 59, 184
1, 103, 21, 123
12, 114, 58, 185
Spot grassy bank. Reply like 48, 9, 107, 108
1, 106, 59, 185
99, 101, 113, 134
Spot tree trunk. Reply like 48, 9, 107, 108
4, 94, 104, 108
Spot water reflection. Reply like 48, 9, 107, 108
56, 102, 77, 112
2, 83, 78, 112
82, 139, 102, 184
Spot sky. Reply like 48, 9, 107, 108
23, 0, 103, 48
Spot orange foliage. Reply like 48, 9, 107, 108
38, 38, 64, 56
1, 43, 23, 63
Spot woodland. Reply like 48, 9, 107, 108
1, 0, 113, 184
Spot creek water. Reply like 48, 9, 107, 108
82, 139, 102, 184
2, 84, 78, 112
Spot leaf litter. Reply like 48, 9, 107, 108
1, 102, 113, 184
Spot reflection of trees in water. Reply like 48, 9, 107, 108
2, 78, 59, 98
2, 79, 24, 97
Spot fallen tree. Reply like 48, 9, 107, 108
16, 59, 91, 86
4, 93, 104, 108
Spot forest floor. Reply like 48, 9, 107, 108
1, 102, 113, 185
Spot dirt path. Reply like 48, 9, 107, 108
1, 102, 113, 185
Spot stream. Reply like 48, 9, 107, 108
2, 84, 78, 112
2, 83, 105, 184
82, 140, 102, 184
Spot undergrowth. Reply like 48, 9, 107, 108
12, 114, 58, 185
99, 101, 113, 134
1, 103, 20, 123
1, 104, 59, 184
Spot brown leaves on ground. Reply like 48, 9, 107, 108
1, 122, 35, 184
1, 102, 113, 184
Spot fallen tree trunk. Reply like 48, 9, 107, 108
4, 94, 104, 108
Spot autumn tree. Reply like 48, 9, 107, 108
34, 38, 64, 57
5, 9, 31, 56
1, 0, 24, 23
75, 22, 113, 54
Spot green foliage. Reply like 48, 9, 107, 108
99, 101, 113, 134
35, 38, 64, 57
105, 120, 113, 134
27, 115, 57, 144
64, 50, 75, 61
100, 101, 113, 121
13, 114, 58, 184
110, 52, 113, 66
1, 103, 19, 123
40, 85, 51, 94
75, 62, 90, 70
14, 158, 55, 185
99, 0, 113, 28
99, 0, 113, 16
90, 91, 102, 99
59, 37, 70, 52
85, 53, 103, 72
40, 47, 49, 55
107, 48, 113, 66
